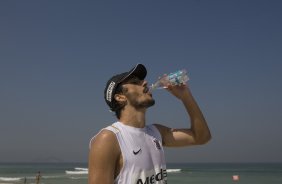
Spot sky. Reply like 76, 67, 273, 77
0, 0, 282, 163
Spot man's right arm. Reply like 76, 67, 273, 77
88, 130, 120, 184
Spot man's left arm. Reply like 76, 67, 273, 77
155, 84, 211, 147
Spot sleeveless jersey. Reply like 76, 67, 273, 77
90, 121, 167, 184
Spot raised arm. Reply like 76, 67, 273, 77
155, 84, 211, 147
88, 130, 121, 184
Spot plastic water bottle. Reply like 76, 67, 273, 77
150, 69, 189, 91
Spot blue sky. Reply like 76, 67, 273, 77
0, 0, 281, 163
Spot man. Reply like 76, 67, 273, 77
88, 64, 211, 184
35, 171, 41, 184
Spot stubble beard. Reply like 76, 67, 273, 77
129, 96, 155, 109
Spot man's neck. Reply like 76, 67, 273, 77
119, 109, 146, 128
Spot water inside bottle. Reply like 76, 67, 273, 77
149, 69, 189, 92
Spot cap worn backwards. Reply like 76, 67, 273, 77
104, 63, 147, 110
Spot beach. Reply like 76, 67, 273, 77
1, 162, 282, 184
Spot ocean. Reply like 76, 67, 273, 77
0, 162, 281, 184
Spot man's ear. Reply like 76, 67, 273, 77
114, 94, 126, 103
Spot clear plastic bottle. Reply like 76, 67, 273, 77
150, 69, 189, 91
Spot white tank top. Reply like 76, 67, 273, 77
90, 121, 167, 184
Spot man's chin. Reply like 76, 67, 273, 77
132, 98, 155, 109
144, 99, 155, 108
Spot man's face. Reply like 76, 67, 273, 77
121, 76, 155, 109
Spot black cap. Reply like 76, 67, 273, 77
104, 63, 147, 110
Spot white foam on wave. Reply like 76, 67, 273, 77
66, 167, 88, 175
0, 177, 22, 181
43, 175, 65, 179
65, 170, 88, 175
66, 167, 181, 175
167, 169, 181, 173
69, 176, 87, 180
75, 167, 88, 171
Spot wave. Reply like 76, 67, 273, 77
75, 167, 88, 171
0, 177, 22, 181
69, 176, 88, 180
66, 167, 88, 175
42, 175, 66, 179
167, 169, 181, 173
65, 168, 181, 175
65, 170, 88, 175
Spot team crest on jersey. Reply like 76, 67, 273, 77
153, 138, 162, 150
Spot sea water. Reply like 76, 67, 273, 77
0, 162, 282, 184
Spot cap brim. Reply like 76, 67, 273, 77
120, 63, 147, 82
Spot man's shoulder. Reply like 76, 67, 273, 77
89, 127, 119, 150
93, 129, 117, 143
88, 128, 121, 176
